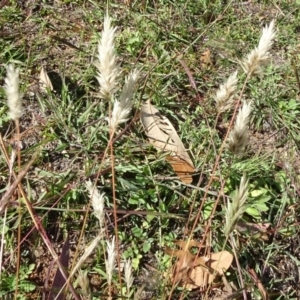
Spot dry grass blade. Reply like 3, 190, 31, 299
57, 234, 103, 299
140, 100, 195, 183
248, 268, 269, 300
39, 66, 53, 92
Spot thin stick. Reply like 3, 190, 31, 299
14, 118, 21, 300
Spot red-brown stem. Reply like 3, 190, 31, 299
14, 118, 21, 300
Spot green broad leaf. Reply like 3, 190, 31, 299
143, 242, 151, 253
128, 197, 139, 205
19, 281, 36, 292
203, 201, 214, 220
254, 203, 269, 212
132, 227, 143, 237
132, 256, 142, 270
146, 214, 155, 222
246, 207, 261, 219
250, 189, 266, 197
255, 195, 272, 203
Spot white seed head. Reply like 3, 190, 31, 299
124, 259, 134, 292
241, 20, 276, 76
215, 71, 238, 113
96, 15, 120, 99
4, 64, 22, 121
85, 180, 105, 228
77, 270, 91, 296
224, 174, 249, 236
106, 69, 139, 130
105, 236, 116, 286
228, 102, 252, 154
70, 234, 103, 279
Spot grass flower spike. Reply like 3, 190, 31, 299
85, 180, 105, 228
105, 236, 116, 286
214, 71, 238, 113
70, 234, 103, 279
96, 15, 139, 130
224, 174, 249, 237
228, 102, 252, 154
4, 64, 22, 121
124, 259, 134, 293
242, 20, 276, 76
107, 69, 139, 130
96, 15, 120, 99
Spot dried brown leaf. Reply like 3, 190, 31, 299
166, 248, 195, 283
165, 240, 209, 285
140, 100, 195, 183
188, 265, 209, 288
208, 251, 233, 275
188, 251, 233, 289
165, 241, 233, 289
166, 156, 194, 184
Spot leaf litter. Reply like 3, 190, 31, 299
140, 100, 195, 184
165, 240, 233, 290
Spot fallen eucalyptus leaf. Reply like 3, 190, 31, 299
140, 100, 195, 183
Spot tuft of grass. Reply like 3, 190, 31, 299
1, 1, 300, 300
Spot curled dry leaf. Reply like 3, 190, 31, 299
165, 240, 208, 284
188, 251, 233, 289
208, 251, 233, 275
140, 100, 195, 183
39, 66, 53, 92
165, 240, 233, 290
165, 248, 197, 283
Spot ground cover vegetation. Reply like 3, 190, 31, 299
1, 0, 300, 299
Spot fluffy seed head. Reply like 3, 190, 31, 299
107, 69, 139, 130
85, 180, 105, 228
215, 71, 238, 113
4, 64, 22, 121
105, 236, 116, 286
241, 20, 276, 76
96, 15, 120, 99
228, 102, 252, 154
224, 174, 249, 236
124, 259, 134, 292
70, 234, 103, 279
77, 270, 91, 296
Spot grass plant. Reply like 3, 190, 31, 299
1, 1, 300, 299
